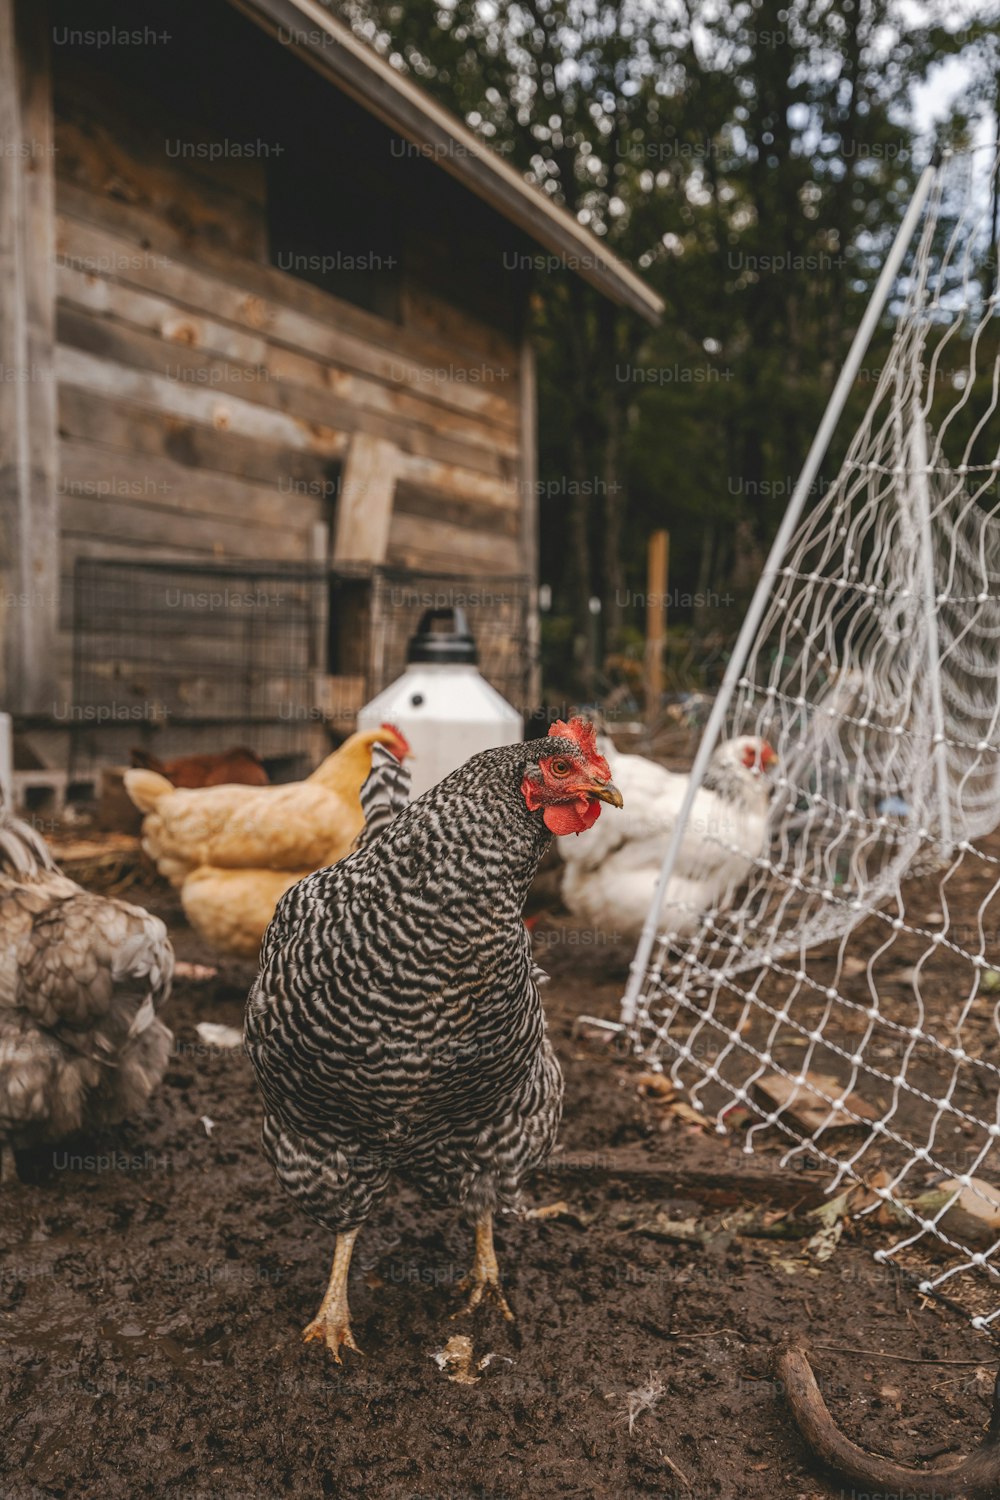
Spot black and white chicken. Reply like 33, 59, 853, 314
245, 719, 623, 1360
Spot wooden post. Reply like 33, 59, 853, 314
332, 433, 398, 565
519, 337, 540, 711
644, 529, 668, 721
0, 0, 58, 715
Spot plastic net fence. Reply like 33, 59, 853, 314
623, 147, 1000, 1326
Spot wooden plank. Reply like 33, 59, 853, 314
400, 276, 520, 370
534, 1150, 831, 1208
394, 481, 519, 539
58, 438, 324, 532
56, 261, 520, 464
55, 192, 522, 407
395, 452, 518, 510
56, 298, 516, 479
58, 383, 341, 496
333, 433, 398, 564
60, 492, 313, 561
56, 343, 348, 459
57, 258, 269, 367
60, 536, 227, 575
54, 107, 266, 262
58, 348, 520, 515
0, 0, 58, 713
388, 513, 521, 573
66, 630, 302, 673
53, 52, 267, 201
263, 342, 520, 461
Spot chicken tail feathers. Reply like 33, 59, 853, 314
0, 799, 60, 877
124, 768, 175, 813
354, 742, 410, 851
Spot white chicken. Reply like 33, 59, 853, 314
559, 735, 778, 943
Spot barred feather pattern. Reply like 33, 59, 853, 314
353, 741, 411, 853
244, 735, 572, 1232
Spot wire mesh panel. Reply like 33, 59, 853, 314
623, 147, 1000, 1327
369, 569, 532, 711
71, 558, 532, 769
71, 559, 328, 771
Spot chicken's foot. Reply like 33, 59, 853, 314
454, 1211, 514, 1321
303, 1227, 363, 1362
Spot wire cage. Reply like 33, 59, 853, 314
370, 567, 532, 709
70, 558, 329, 775
70, 557, 532, 776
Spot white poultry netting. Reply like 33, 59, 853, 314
623, 146, 1000, 1326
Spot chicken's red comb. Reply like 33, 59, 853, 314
547, 717, 606, 769
379, 722, 411, 758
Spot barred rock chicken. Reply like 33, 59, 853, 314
559, 734, 777, 943
0, 804, 173, 1177
245, 718, 622, 1359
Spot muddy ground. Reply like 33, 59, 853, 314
2, 867, 999, 1500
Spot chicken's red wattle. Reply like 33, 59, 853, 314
542, 798, 602, 836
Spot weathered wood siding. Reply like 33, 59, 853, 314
0, 0, 58, 715
49, 11, 529, 712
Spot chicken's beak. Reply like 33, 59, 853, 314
590, 779, 624, 808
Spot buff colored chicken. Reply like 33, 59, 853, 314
125, 725, 410, 960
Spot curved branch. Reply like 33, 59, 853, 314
776, 1341, 1000, 1500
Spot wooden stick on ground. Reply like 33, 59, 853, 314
536, 1150, 831, 1208
777, 1341, 1000, 1499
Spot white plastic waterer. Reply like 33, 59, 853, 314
357, 606, 523, 799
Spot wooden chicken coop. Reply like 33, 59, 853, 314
0, 0, 661, 794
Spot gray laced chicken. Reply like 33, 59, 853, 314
0, 803, 174, 1180
245, 718, 622, 1359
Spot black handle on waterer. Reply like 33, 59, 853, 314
406, 606, 478, 665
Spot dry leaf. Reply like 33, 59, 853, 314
752, 1071, 878, 1136
195, 1022, 243, 1049
637, 1072, 678, 1100
914, 1177, 1000, 1248
525, 1200, 570, 1221
665, 1099, 712, 1131
431, 1334, 479, 1385
634, 1214, 704, 1243
805, 1190, 852, 1262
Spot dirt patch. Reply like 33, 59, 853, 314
2, 885, 998, 1500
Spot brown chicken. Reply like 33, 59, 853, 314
125, 725, 410, 959
129, 746, 269, 788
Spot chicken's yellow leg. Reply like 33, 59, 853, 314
303, 1227, 362, 1361
454, 1211, 514, 1322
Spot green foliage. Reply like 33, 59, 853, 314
327, 0, 998, 695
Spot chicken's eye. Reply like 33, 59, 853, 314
550, 758, 572, 777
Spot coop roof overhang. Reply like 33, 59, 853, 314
228, 0, 663, 326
